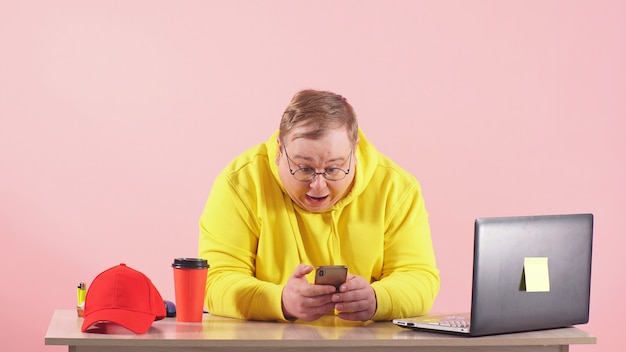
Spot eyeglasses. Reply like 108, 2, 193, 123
283, 146, 352, 182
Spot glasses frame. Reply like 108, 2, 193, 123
283, 146, 352, 182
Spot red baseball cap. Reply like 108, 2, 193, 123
81, 263, 166, 334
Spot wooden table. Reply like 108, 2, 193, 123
45, 309, 596, 352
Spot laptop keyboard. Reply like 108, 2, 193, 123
428, 318, 470, 328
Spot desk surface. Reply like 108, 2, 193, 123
45, 309, 596, 352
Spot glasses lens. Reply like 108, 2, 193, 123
293, 169, 315, 181
324, 168, 347, 181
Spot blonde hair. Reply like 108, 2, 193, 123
279, 89, 358, 144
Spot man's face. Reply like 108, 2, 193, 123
277, 128, 357, 212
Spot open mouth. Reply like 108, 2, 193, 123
306, 195, 328, 203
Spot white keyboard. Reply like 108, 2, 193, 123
428, 319, 470, 328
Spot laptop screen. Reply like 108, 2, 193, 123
469, 214, 593, 336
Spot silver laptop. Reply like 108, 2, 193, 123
393, 213, 593, 337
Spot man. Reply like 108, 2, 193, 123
198, 89, 439, 322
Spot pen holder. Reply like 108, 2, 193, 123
172, 258, 209, 322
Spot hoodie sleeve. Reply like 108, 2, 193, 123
370, 180, 440, 320
198, 165, 287, 321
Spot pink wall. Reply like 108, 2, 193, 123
1, 1, 623, 351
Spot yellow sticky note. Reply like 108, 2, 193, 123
524, 257, 550, 292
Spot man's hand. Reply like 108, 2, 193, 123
281, 264, 337, 321
331, 274, 377, 321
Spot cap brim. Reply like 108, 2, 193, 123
82, 308, 157, 334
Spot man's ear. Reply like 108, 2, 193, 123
275, 137, 283, 164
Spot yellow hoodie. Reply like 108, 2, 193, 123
198, 130, 439, 321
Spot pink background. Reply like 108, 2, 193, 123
1, 1, 624, 351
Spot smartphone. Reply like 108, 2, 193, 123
314, 265, 348, 291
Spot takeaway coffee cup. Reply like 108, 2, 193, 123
172, 258, 209, 322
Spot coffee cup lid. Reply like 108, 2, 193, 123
172, 258, 209, 269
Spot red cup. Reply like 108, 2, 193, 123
172, 258, 209, 322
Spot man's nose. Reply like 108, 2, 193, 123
309, 174, 328, 189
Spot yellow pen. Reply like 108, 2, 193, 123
77, 282, 86, 317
